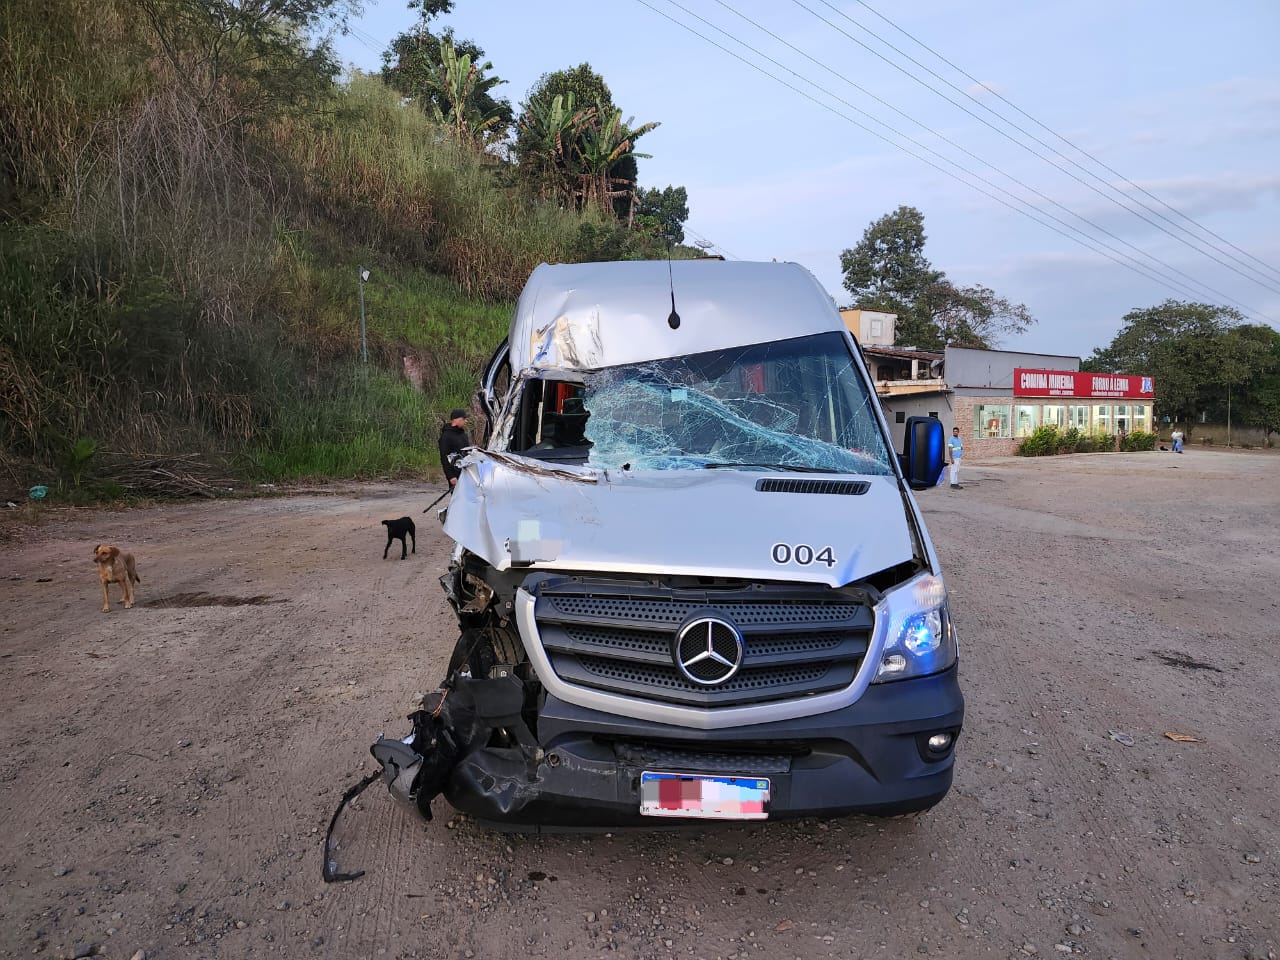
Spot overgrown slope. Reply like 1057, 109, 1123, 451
1, 0, 683, 497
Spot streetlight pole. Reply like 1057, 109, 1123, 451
357, 267, 370, 364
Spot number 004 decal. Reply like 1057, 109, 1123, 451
770, 543, 837, 567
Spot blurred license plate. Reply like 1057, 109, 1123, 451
639, 772, 770, 820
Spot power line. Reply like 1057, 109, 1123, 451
640, 0, 1267, 318
839, 0, 1280, 289
343, 24, 387, 59
632, 1, 1220, 307
702, 0, 1268, 312
795, 0, 1280, 297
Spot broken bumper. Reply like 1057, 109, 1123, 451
373, 667, 962, 829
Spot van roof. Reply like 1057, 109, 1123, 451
509, 259, 845, 372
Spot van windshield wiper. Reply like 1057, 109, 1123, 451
702, 461, 842, 474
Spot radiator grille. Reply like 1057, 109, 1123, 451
534, 581, 872, 708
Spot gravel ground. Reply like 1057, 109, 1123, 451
0, 447, 1277, 960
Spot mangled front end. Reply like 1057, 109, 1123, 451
370, 447, 961, 827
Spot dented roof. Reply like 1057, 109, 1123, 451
508, 260, 845, 373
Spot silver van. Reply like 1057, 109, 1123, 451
373, 259, 961, 827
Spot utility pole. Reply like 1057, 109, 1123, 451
358, 267, 370, 364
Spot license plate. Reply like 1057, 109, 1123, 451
639, 771, 770, 820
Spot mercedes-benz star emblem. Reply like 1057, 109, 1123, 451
673, 616, 745, 686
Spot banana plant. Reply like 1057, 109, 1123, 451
576, 101, 658, 212
517, 92, 596, 202
427, 37, 507, 146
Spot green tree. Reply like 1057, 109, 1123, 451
381, 13, 513, 142
514, 64, 656, 217
930, 283, 1035, 348
1228, 325, 1280, 444
634, 185, 689, 245
517, 64, 614, 145
1082, 301, 1274, 425
135, 0, 347, 122
839, 206, 1033, 349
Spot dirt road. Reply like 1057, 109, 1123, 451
2, 449, 1277, 960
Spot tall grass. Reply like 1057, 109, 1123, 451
0, 225, 294, 461
0, 10, 680, 497
272, 74, 596, 299
0, 0, 151, 216
247, 368, 439, 480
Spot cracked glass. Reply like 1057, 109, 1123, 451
516, 332, 893, 475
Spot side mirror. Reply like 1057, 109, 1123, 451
900, 416, 945, 490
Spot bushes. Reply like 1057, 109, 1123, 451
1017, 425, 1059, 456
1121, 430, 1157, 451
1015, 425, 1157, 456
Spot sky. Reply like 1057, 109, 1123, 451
329, 0, 1280, 358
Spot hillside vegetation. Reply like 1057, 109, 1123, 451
1, 0, 691, 499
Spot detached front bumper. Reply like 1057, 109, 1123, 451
372, 667, 962, 829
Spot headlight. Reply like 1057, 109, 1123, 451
872, 573, 958, 682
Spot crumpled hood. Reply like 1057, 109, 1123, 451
442, 452, 914, 588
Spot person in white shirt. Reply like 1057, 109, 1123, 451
948, 427, 964, 488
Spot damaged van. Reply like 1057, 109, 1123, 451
372, 259, 962, 828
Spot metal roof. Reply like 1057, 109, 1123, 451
507, 259, 845, 372
862, 345, 944, 361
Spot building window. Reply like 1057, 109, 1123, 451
928, 411, 938, 418
870, 319, 883, 338
1132, 405, 1148, 430
1069, 405, 1090, 431
1114, 405, 1130, 433
1094, 405, 1112, 433
1013, 405, 1040, 438
895, 410, 906, 423
975, 404, 1011, 438
1042, 405, 1066, 429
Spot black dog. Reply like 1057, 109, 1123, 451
381, 517, 416, 560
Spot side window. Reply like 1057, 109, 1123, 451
510, 379, 592, 454
510, 378, 543, 451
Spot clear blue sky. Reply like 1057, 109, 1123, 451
330, 0, 1280, 357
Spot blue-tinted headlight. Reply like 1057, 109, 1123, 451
873, 575, 958, 682
903, 610, 943, 655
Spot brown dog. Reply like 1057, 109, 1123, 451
93, 544, 140, 612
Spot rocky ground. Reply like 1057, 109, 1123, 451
0, 447, 1276, 960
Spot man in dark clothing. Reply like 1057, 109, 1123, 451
438, 409, 471, 489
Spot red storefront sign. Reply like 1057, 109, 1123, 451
1013, 369, 1155, 399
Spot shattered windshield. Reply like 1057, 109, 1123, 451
517, 332, 892, 474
